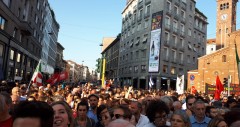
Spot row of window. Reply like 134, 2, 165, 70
119, 65, 147, 75
120, 49, 147, 62
220, 3, 229, 10
162, 65, 184, 75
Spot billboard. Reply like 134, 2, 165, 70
148, 11, 163, 72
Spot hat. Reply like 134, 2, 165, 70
88, 94, 99, 100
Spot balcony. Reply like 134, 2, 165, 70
173, 27, 178, 34
181, 2, 187, 10
144, 13, 150, 19
165, 23, 171, 31
20, 21, 32, 36
166, 9, 172, 16
180, 31, 185, 37
145, 0, 151, 5
164, 40, 170, 46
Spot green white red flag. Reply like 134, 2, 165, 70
31, 60, 42, 86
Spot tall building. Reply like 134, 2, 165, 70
188, 0, 239, 94
0, 0, 46, 82
41, 1, 59, 74
119, 0, 207, 89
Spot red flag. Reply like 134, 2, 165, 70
46, 73, 60, 85
214, 75, 224, 100
58, 71, 68, 81
192, 86, 197, 94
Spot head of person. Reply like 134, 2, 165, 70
129, 101, 142, 116
186, 94, 196, 111
11, 95, 20, 105
107, 119, 135, 127
0, 93, 12, 121
160, 95, 174, 110
97, 104, 111, 126
226, 98, 237, 109
51, 101, 73, 127
170, 110, 191, 127
12, 87, 20, 96
207, 117, 227, 127
12, 101, 54, 127
76, 101, 89, 118
88, 94, 99, 110
205, 106, 218, 119
193, 100, 206, 120
224, 109, 240, 127
173, 101, 182, 111
112, 105, 132, 121
146, 100, 170, 127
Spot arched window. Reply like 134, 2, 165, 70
222, 55, 227, 62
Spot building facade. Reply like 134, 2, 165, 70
101, 35, 120, 85
119, 0, 207, 89
188, 0, 239, 94
0, 0, 48, 82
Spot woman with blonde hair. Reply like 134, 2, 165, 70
51, 101, 74, 127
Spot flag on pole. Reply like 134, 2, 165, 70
149, 76, 154, 88
235, 43, 240, 81
58, 71, 69, 81
191, 86, 197, 94
46, 71, 69, 85
214, 75, 224, 100
31, 60, 42, 86
176, 75, 184, 94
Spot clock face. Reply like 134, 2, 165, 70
221, 14, 228, 20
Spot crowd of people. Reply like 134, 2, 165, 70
1, 81, 240, 127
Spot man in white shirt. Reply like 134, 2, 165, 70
129, 101, 149, 127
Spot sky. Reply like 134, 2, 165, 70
48, 0, 240, 70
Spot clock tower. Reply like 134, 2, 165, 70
216, 0, 238, 49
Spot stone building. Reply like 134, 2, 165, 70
119, 0, 207, 89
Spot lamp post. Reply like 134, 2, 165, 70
100, 43, 106, 88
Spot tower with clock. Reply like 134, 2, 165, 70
216, 0, 238, 50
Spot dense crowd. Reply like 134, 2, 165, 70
1, 81, 240, 127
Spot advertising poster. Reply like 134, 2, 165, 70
148, 11, 163, 72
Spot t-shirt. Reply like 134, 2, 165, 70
0, 117, 13, 127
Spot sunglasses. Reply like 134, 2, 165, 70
112, 114, 124, 119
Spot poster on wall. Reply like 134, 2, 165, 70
148, 11, 163, 72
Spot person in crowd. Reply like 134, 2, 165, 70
11, 95, 20, 105
74, 101, 95, 127
51, 101, 74, 127
185, 94, 196, 117
96, 104, 112, 127
12, 101, 54, 127
87, 94, 99, 123
207, 117, 227, 127
172, 101, 182, 111
224, 109, 240, 127
205, 106, 218, 119
66, 93, 74, 108
129, 101, 149, 127
190, 100, 211, 127
0, 93, 13, 127
226, 98, 237, 109
107, 119, 135, 127
170, 110, 191, 127
144, 100, 170, 127
112, 105, 132, 121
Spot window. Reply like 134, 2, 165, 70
145, 4, 151, 16
141, 65, 146, 72
187, 55, 190, 63
138, 9, 143, 20
181, 10, 185, 18
165, 32, 170, 41
129, 66, 132, 73
35, 14, 38, 24
136, 50, 139, 58
137, 23, 141, 31
163, 65, 168, 73
167, 1, 171, 11
171, 67, 176, 74
188, 29, 192, 36
173, 20, 178, 32
0, 44, 3, 57
10, 49, 14, 60
16, 53, 21, 63
193, 57, 196, 64
174, 5, 178, 14
37, 0, 40, 10
180, 38, 184, 48
172, 49, 176, 62
141, 49, 147, 58
179, 52, 183, 64
222, 55, 227, 62
164, 47, 169, 61
172, 35, 177, 46
165, 16, 170, 26
134, 66, 138, 73
143, 34, 148, 43
144, 20, 149, 28
0, 16, 6, 30
13, 28, 17, 37
180, 24, 185, 32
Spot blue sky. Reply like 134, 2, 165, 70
48, 0, 240, 69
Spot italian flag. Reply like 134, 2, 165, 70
31, 60, 42, 86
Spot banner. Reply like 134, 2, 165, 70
149, 76, 154, 88
148, 11, 163, 72
46, 71, 68, 85
176, 75, 184, 94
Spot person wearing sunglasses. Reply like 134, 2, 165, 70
144, 100, 170, 127
185, 94, 196, 117
112, 105, 132, 121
